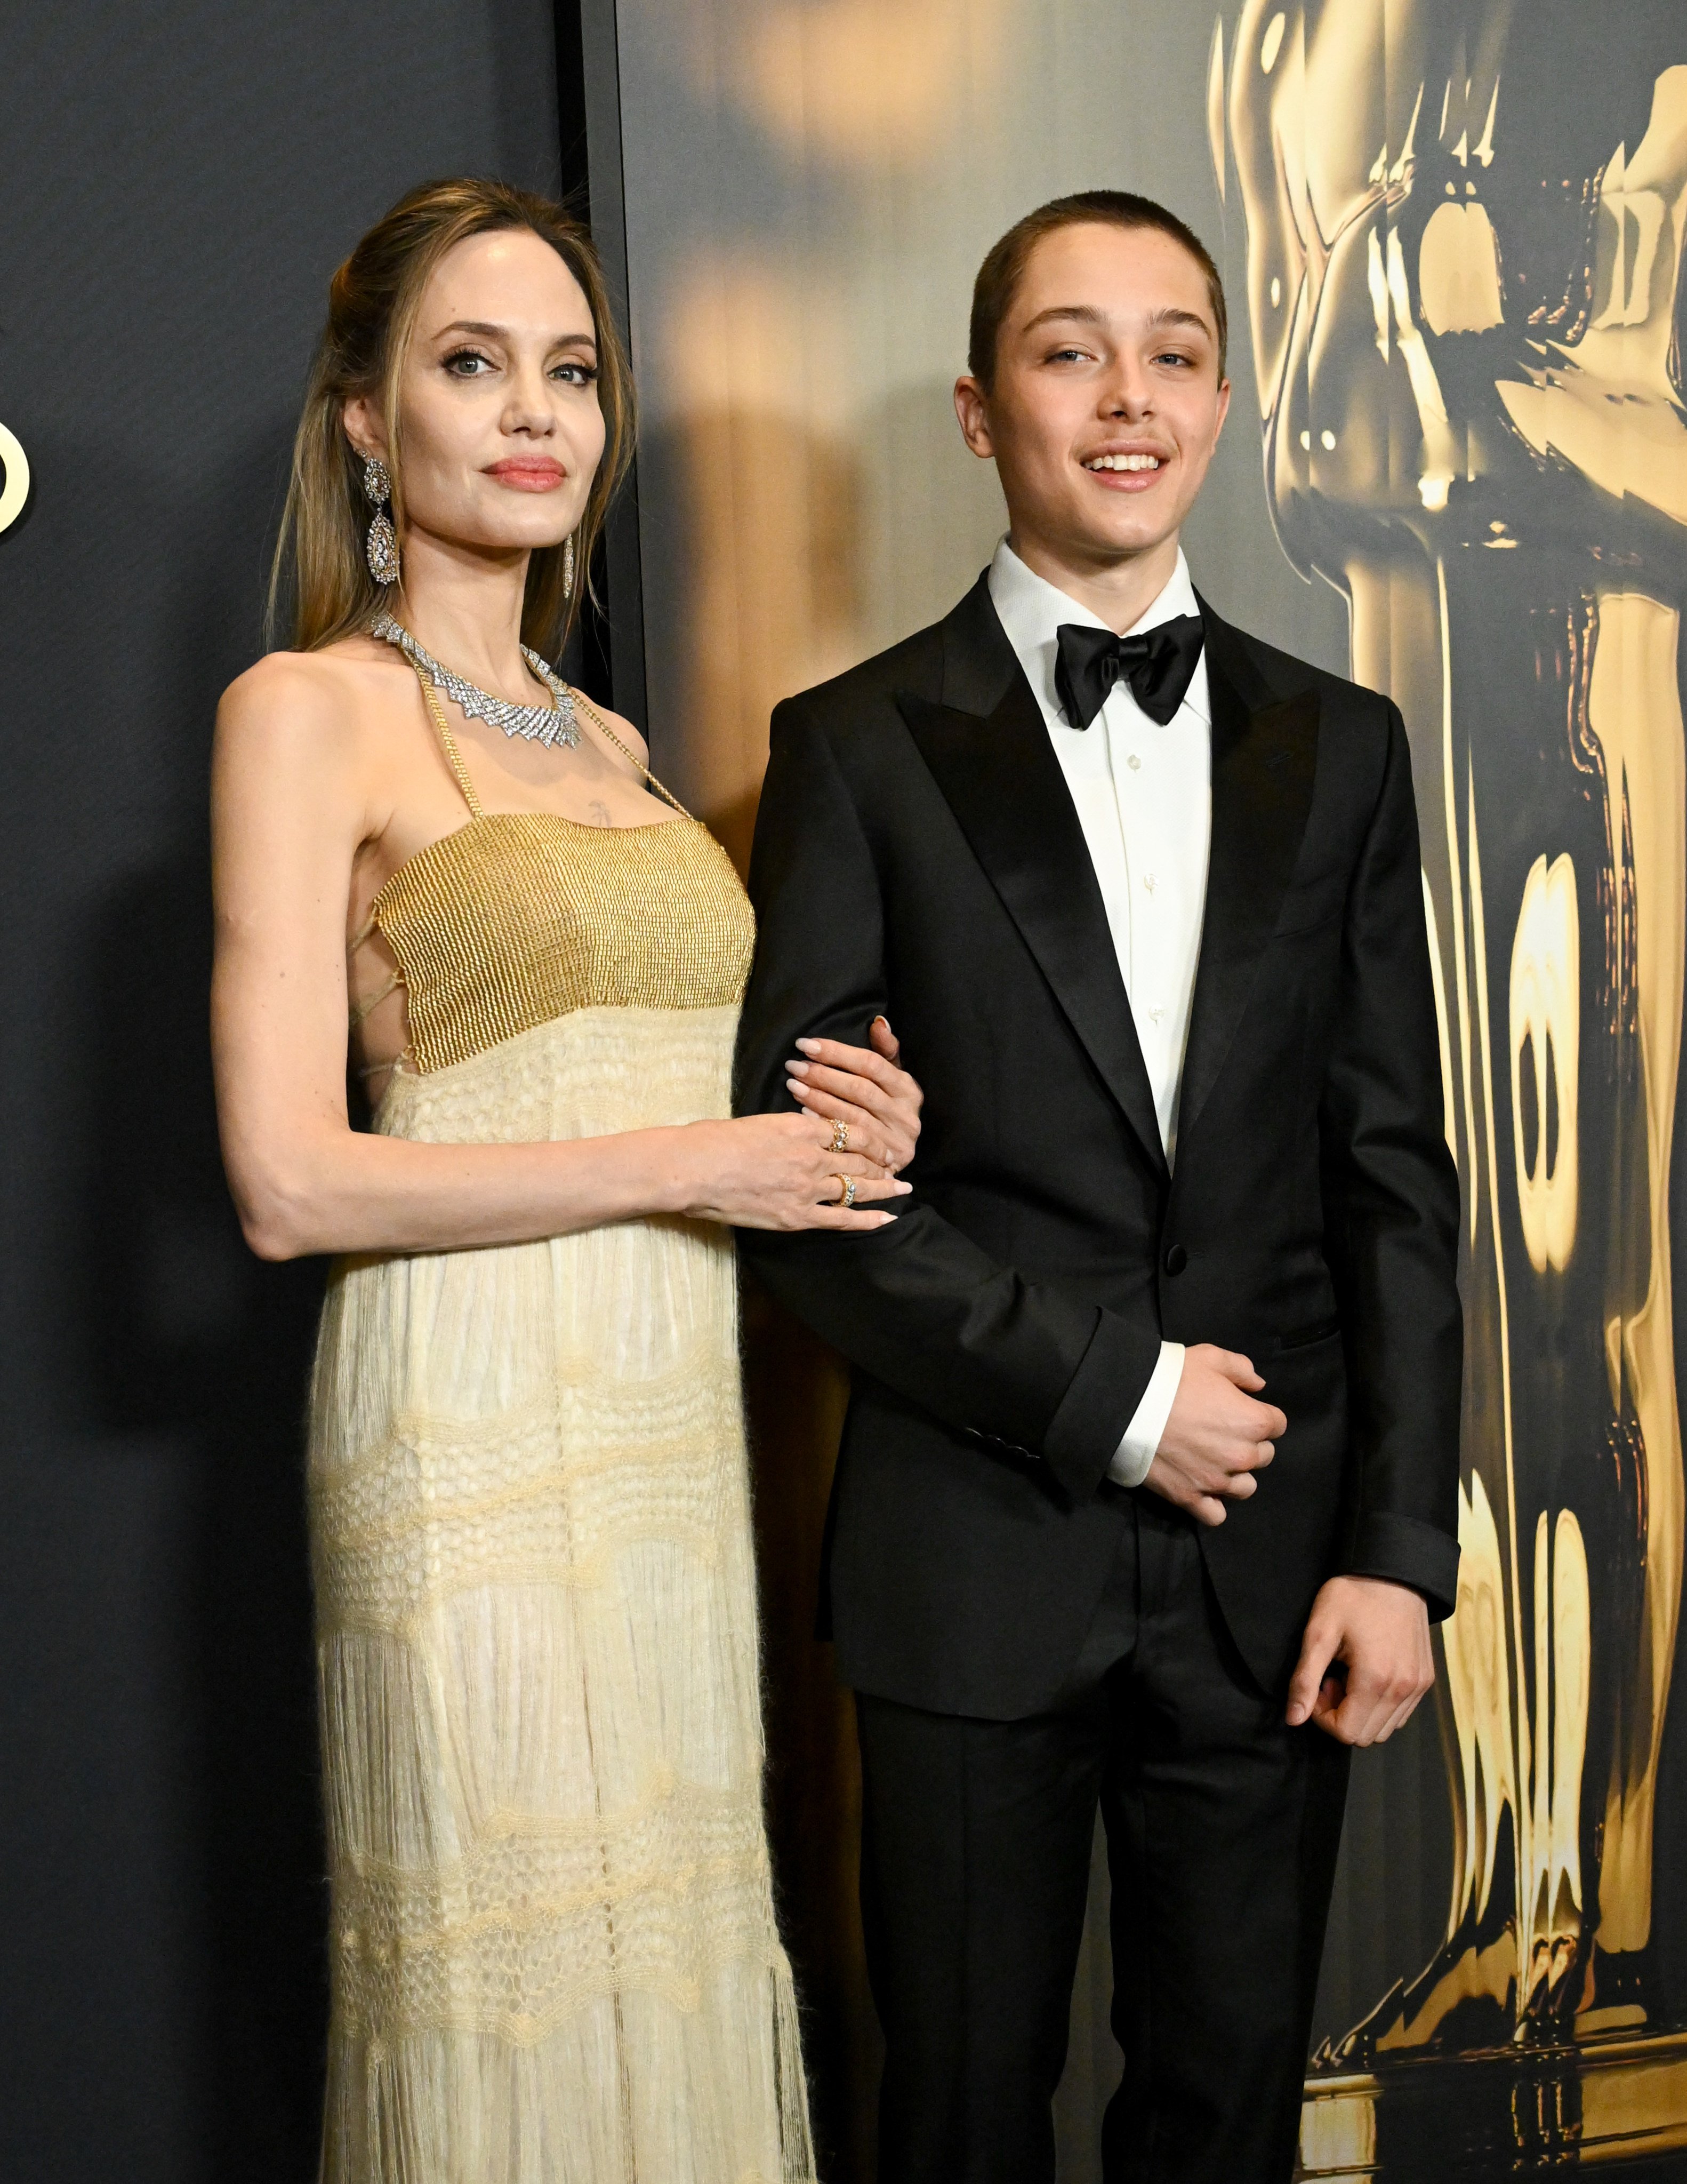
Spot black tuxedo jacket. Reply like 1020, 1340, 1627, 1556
733, 574, 1462, 1719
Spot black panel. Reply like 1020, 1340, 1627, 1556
572, 0, 650, 737
0, 6, 560, 2178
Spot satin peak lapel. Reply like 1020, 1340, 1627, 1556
896, 671, 1168, 1177
1176, 626, 1320, 1146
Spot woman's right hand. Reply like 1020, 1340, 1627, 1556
675, 1111, 913, 1231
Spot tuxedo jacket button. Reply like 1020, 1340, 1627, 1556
1163, 1244, 1188, 1275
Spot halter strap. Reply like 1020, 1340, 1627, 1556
569, 688, 695, 819
405, 655, 486, 818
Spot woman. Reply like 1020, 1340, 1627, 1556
211, 178, 919, 2182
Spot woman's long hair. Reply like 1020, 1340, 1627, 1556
269, 177, 634, 658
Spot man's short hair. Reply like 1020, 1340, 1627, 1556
968, 190, 1228, 390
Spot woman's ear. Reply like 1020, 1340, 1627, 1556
342, 393, 386, 463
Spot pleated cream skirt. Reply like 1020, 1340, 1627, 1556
307, 1004, 814, 2183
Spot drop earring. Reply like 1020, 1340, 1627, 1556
362, 454, 400, 585
563, 533, 576, 601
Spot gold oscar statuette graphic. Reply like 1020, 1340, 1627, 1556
1218, 3, 1687, 2173
0, 420, 28, 537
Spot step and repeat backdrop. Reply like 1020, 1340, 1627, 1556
600, 1, 1687, 2175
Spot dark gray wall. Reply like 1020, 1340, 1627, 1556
0, 8, 561, 2176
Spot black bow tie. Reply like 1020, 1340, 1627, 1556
1054, 613, 1205, 730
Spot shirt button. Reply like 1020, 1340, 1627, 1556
1164, 1244, 1188, 1276
1146, 1005, 1164, 1023
1143, 872, 1157, 893
1127, 753, 1142, 771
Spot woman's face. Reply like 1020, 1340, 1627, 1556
346, 226, 606, 557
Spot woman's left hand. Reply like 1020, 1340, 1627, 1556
785, 1015, 923, 1175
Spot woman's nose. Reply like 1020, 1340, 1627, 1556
504, 364, 557, 432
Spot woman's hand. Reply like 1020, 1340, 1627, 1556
669, 1018, 921, 1233
783, 1016, 923, 1174
676, 1110, 912, 1231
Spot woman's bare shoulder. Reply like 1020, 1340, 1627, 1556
216, 637, 415, 760
577, 690, 649, 771
221, 635, 403, 717
214, 649, 416, 847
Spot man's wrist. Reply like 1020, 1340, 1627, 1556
1106, 1341, 1186, 1489
1332, 1571, 1432, 1611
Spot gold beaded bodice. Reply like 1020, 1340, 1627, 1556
351, 673, 753, 1077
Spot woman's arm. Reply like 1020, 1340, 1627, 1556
211, 659, 910, 1261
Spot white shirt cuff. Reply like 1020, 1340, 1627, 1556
1105, 1341, 1186, 1489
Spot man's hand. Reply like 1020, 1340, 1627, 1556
1286, 1575, 1434, 1745
1144, 1345, 1285, 1526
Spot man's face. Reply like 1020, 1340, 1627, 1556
956, 221, 1230, 571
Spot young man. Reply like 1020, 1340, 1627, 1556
733, 192, 1463, 2183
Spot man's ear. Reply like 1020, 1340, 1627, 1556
953, 375, 996, 460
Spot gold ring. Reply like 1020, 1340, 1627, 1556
833, 1174, 856, 1209
830, 1118, 850, 1154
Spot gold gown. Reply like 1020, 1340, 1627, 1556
307, 706, 814, 2183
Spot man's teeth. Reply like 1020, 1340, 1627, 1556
1087, 453, 1161, 471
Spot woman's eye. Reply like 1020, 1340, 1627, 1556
551, 362, 598, 386
443, 349, 494, 377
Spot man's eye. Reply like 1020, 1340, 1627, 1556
1154, 351, 1194, 369
1046, 347, 1090, 364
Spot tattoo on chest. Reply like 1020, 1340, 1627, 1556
588, 800, 613, 828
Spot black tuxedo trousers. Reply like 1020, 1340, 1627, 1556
857, 1490, 1351, 2184
733, 578, 1462, 2176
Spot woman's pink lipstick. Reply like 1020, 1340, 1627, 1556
486, 458, 567, 491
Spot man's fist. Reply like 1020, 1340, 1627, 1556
1144, 1345, 1286, 1527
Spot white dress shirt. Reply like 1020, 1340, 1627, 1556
987, 539, 1211, 1489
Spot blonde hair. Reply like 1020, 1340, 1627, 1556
270, 176, 634, 656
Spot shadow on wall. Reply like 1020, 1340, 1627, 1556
863, 377, 1021, 649
672, 367, 959, 2172
643, 405, 865, 876
79, 423, 328, 2178
645, 369, 1007, 876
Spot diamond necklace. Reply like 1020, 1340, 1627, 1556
370, 613, 579, 749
